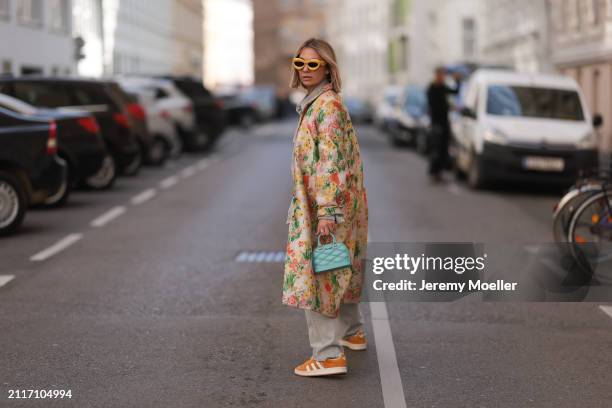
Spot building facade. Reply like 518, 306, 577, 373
73, 0, 203, 78
252, 0, 328, 99
203, 0, 252, 90
171, 0, 203, 76
0, 0, 74, 76
479, 0, 551, 73
548, 0, 612, 152
326, 0, 390, 101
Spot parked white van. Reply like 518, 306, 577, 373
452, 69, 602, 189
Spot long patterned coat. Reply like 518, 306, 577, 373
282, 82, 369, 318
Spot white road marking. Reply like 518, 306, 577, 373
90, 206, 126, 228
30, 233, 84, 262
0, 275, 15, 288
275, 251, 286, 262
160, 175, 179, 189
447, 183, 463, 195
255, 252, 267, 262
181, 165, 196, 178
196, 158, 210, 170
235, 252, 248, 262
264, 252, 276, 262
599, 305, 612, 319
367, 231, 407, 408
523, 245, 541, 255
370, 302, 407, 408
130, 188, 157, 205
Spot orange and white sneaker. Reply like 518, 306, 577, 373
294, 354, 348, 377
340, 330, 367, 351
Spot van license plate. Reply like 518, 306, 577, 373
522, 156, 565, 172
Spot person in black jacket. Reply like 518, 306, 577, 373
426, 66, 462, 181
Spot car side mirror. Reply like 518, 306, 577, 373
593, 113, 603, 128
460, 106, 477, 119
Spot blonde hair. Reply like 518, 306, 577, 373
289, 38, 342, 93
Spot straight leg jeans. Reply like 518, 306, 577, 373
304, 303, 364, 361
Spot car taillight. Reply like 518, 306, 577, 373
46, 120, 57, 155
77, 116, 100, 134
113, 112, 130, 128
127, 103, 146, 120
182, 105, 193, 113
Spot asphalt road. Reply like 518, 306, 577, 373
1, 120, 611, 408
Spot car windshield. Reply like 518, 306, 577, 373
486, 85, 585, 121
403, 87, 427, 116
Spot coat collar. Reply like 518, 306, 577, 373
295, 79, 333, 116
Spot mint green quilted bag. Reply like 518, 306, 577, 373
313, 233, 352, 274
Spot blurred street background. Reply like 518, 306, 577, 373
2, 1, 612, 407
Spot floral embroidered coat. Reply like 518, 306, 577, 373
282, 82, 369, 317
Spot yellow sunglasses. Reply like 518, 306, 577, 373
292, 57, 327, 71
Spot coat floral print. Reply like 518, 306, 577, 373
282, 82, 369, 318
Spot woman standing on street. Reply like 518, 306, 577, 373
282, 38, 369, 377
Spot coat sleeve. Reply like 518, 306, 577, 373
313, 99, 348, 224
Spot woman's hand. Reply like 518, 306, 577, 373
317, 218, 336, 237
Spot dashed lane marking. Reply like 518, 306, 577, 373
160, 175, 179, 189
30, 233, 84, 262
0, 275, 15, 288
181, 165, 197, 178
235, 251, 286, 263
130, 188, 157, 205
196, 159, 210, 171
599, 305, 612, 319
90, 206, 126, 228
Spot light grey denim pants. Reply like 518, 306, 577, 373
304, 303, 364, 361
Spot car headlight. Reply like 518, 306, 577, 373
483, 127, 508, 145
576, 131, 597, 149
401, 114, 415, 127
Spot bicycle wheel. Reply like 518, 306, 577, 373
567, 191, 612, 279
553, 183, 605, 244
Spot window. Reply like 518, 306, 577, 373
13, 82, 72, 107
48, 0, 69, 32
1, 60, 11, 75
20, 65, 43, 75
0, 0, 9, 20
486, 85, 585, 121
462, 18, 477, 59
17, 0, 43, 27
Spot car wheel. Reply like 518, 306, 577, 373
467, 150, 487, 190
148, 136, 167, 166
123, 148, 142, 176
0, 171, 27, 236
43, 172, 70, 207
240, 114, 255, 129
85, 155, 117, 190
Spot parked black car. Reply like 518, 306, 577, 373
217, 91, 258, 128
156, 75, 226, 149
0, 77, 142, 176
0, 106, 67, 235
0, 93, 112, 197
